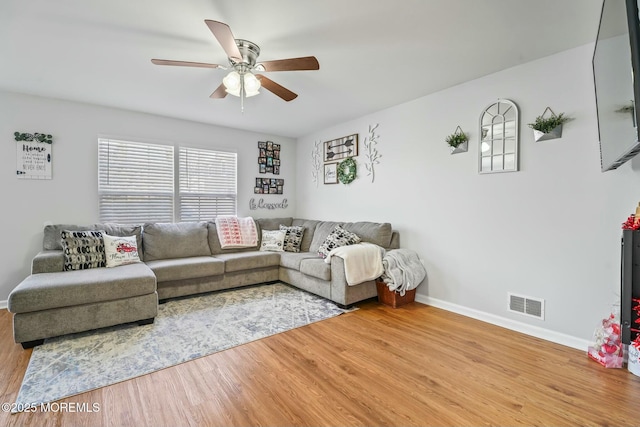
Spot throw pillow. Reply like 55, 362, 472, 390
61, 230, 106, 271
279, 225, 305, 253
317, 225, 361, 259
103, 234, 141, 268
260, 230, 286, 252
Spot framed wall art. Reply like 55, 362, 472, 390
15, 132, 53, 180
324, 162, 338, 184
258, 140, 281, 175
323, 134, 358, 162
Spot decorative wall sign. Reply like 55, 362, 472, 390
324, 162, 338, 184
14, 131, 53, 180
323, 134, 358, 162
249, 198, 289, 210
254, 177, 284, 194
258, 140, 280, 174
363, 124, 381, 183
311, 140, 322, 188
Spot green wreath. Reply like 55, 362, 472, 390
337, 158, 357, 184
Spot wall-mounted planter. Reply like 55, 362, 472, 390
446, 125, 469, 155
533, 124, 563, 142
528, 107, 568, 143
450, 141, 468, 154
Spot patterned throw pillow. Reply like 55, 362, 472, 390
260, 230, 286, 252
317, 225, 361, 259
103, 234, 141, 268
61, 230, 106, 271
279, 225, 305, 253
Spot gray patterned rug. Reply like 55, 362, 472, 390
14, 282, 347, 410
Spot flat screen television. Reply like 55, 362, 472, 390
593, 0, 640, 171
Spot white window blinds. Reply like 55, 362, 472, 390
98, 138, 237, 223
98, 139, 175, 223
179, 146, 237, 221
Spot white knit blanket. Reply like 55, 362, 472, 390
214, 216, 258, 249
325, 242, 384, 286
380, 249, 426, 296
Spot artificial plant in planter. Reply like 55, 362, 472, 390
528, 107, 569, 142
446, 126, 469, 154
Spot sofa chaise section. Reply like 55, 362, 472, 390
8, 262, 157, 348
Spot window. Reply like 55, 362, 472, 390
178, 146, 237, 221
98, 139, 236, 223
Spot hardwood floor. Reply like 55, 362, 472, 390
1, 300, 639, 427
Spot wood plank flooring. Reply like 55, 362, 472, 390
1, 300, 639, 426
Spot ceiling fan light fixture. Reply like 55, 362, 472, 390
243, 73, 261, 97
222, 71, 241, 93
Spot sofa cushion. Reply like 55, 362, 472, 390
260, 230, 286, 252
279, 252, 318, 270
145, 256, 224, 282
300, 258, 331, 281
309, 221, 343, 252
317, 225, 361, 259
97, 224, 144, 261
292, 219, 320, 252
214, 251, 280, 273
103, 234, 141, 268
143, 222, 210, 261
61, 230, 106, 271
255, 217, 293, 231
279, 225, 304, 253
8, 262, 156, 313
43, 224, 93, 250
342, 222, 393, 248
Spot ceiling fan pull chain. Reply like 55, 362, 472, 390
240, 73, 245, 113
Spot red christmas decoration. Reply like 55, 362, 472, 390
622, 215, 640, 230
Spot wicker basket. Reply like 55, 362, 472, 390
376, 281, 416, 308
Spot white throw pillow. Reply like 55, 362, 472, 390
260, 230, 286, 252
103, 234, 141, 268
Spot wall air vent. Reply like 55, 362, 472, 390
508, 293, 545, 320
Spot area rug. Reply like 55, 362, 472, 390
14, 282, 347, 410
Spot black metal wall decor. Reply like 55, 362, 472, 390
323, 134, 358, 162
258, 141, 280, 174
254, 177, 284, 194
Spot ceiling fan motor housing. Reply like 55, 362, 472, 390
230, 39, 260, 69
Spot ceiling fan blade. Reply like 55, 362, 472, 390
210, 83, 228, 99
151, 59, 221, 69
256, 75, 298, 101
257, 56, 320, 72
205, 20, 242, 62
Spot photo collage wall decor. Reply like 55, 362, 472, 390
255, 141, 284, 194
254, 178, 284, 194
257, 141, 280, 175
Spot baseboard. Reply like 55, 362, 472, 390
415, 294, 590, 352
0, 300, 6, 310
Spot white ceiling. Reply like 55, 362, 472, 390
1, 0, 603, 138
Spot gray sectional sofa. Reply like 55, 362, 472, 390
8, 217, 398, 348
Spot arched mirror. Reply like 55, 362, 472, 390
479, 99, 519, 173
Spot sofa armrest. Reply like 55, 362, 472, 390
32, 250, 64, 274
389, 231, 400, 249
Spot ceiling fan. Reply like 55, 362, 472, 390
151, 20, 319, 111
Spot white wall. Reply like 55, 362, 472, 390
0, 91, 295, 302
296, 43, 640, 343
